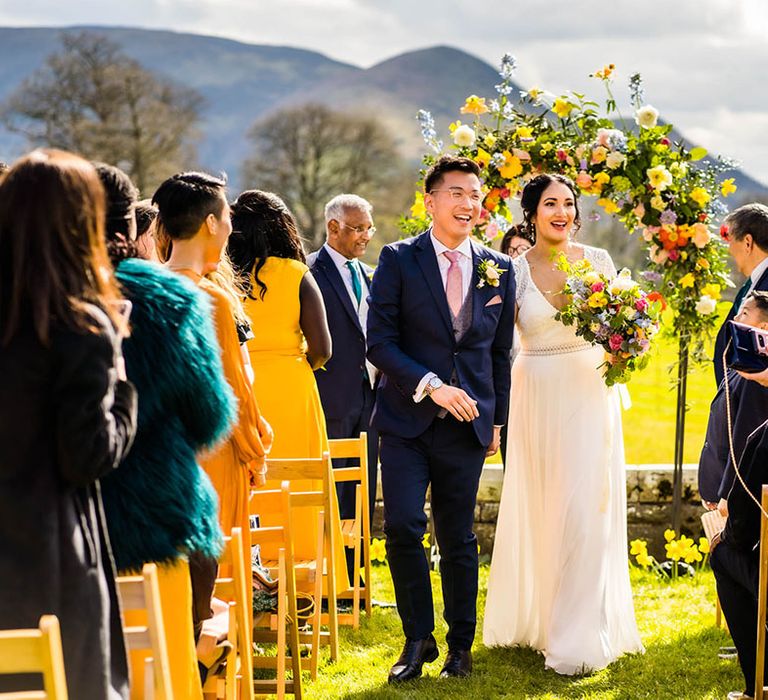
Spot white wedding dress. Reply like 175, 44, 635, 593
483, 246, 644, 674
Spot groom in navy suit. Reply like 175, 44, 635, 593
367, 155, 516, 682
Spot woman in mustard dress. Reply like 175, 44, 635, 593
229, 190, 347, 591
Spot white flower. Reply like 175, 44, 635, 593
452, 125, 476, 147
606, 151, 627, 170
695, 295, 717, 315
608, 268, 638, 294
635, 104, 659, 129
485, 266, 500, 281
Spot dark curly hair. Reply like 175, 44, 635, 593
228, 190, 306, 299
500, 223, 535, 254
520, 173, 581, 240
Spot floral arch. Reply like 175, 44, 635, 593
399, 56, 739, 528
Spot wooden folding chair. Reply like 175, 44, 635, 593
329, 433, 373, 628
265, 452, 340, 662
754, 485, 768, 699
202, 528, 254, 700
249, 483, 304, 697
0, 615, 68, 699
116, 563, 172, 700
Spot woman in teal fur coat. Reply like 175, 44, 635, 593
95, 163, 236, 697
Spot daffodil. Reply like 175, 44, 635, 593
553, 97, 576, 119
475, 147, 491, 169
636, 552, 653, 567
410, 192, 426, 219
629, 539, 648, 556
515, 125, 534, 141
370, 538, 387, 563
647, 165, 673, 191
701, 283, 721, 299
597, 198, 620, 215
664, 529, 676, 543
699, 537, 710, 554
460, 94, 490, 116
721, 178, 737, 197
689, 187, 711, 208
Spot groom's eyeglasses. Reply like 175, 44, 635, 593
429, 187, 484, 204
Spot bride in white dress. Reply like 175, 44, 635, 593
483, 174, 644, 674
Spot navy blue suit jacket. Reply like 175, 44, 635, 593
713, 266, 768, 386
366, 231, 516, 447
698, 370, 768, 502
307, 246, 373, 421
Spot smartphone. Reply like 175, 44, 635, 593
726, 320, 768, 373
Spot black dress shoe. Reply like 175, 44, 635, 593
387, 634, 439, 683
439, 649, 472, 678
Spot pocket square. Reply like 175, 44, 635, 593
484, 295, 503, 307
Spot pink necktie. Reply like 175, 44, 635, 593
444, 250, 463, 317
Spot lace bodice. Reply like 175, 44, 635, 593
513, 246, 617, 355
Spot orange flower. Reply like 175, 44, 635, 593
460, 95, 490, 115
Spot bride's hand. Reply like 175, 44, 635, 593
486, 426, 501, 457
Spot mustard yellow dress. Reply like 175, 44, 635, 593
179, 270, 269, 576
245, 257, 346, 593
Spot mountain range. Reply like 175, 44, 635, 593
0, 25, 765, 198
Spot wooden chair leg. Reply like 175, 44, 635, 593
755, 485, 768, 700
352, 485, 362, 630
276, 550, 287, 700
310, 512, 324, 681
716, 594, 722, 628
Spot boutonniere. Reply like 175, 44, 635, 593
476, 258, 507, 288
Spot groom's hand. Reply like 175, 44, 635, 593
485, 426, 501, 457
429, 386, 479, 422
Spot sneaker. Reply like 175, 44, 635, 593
727, 691, 754, 699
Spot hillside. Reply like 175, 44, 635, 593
0, 25, 764, 198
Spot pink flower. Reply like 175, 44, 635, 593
575, 171, 593, 189
609, 334, 624, 351
668, 249, 680, 262
486, 221, 499, 238
556, 149, 568, 162
591, 282, 605, 293
635, 298, 648, 312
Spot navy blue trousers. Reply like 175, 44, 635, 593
380, 415, 486, 650
327, 380, 378, 585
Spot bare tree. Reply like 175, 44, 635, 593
1, 32, 202, 193
243, 103, 404, 247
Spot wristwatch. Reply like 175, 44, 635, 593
425, 376, 444, 396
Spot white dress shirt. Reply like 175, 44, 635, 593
413, 233, 474, 403
747, 256, 768, 298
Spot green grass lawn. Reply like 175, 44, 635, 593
301, 565, 740, 699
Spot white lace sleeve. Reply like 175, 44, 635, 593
512, 254, 529, 304
588, 247, 618, 278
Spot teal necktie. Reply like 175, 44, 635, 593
733, 278, 752, 314
346, 260, 362, 306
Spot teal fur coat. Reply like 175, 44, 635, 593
101, 258, 236, 572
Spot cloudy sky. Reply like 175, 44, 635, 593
2, 0, 767, 184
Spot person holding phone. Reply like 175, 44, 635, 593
699, 291, 768, 516
0, 150, 137, 698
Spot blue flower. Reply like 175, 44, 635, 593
416, 110, 443, 153
659, 209, 677, 225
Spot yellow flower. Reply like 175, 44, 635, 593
498, 150, 523, 179
689, 187, 711, 208
721, 178, 737, 197
514, 126, 534, 142
699, 537, 710, 554
592, 63, 616, 80
422, 533, 431, 549
696, 258, 710, 270
679, 273, 696, 288
370, 538, 387, 563
591, 146, 608, 165
483, 133, 497, 148
701, 282, 721, 299
647, 165, 673, 191
664, 529, 676, 542
651, 194, 666, 211
526, 87, 543, 101
410, 192, 426, 219
475, 147, 491, 169
588, 292, 608, 308
449, 120, 461, 134
666, 539, 686, 561
629, 539, 648, 556
460, 95, 489, 115
553, 97, 576, 119
636, 552, 653, 567
597, 198, 620, 215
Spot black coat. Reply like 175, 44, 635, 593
0, 306, 137, 699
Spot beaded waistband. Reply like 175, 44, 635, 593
520, 342, 593, 356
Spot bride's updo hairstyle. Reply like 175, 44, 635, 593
520, 173, 582, 242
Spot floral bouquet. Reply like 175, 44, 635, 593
554, 253, 663, 386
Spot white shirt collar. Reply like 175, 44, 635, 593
429, 231, 473, 260
323, 242, 357, 269
751, 256, 768, 286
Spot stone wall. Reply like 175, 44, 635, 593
372, 463, 703, 560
